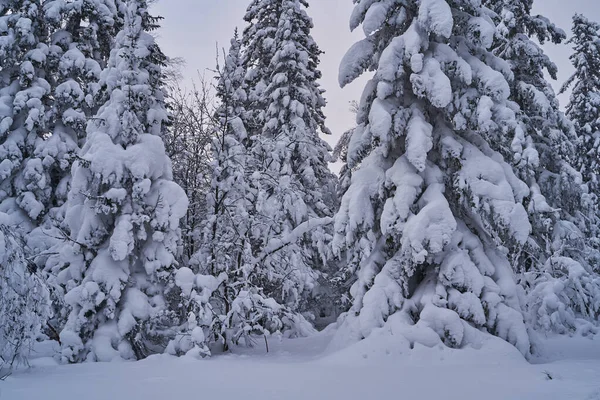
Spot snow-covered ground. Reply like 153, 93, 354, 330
2, 328, 600, 400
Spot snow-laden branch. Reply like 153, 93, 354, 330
256, 217, 333, 263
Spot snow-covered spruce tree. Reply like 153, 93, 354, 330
28, 0, 123, 331
243, 0, 338, 324
58, 0, 188, 363
0, 212, 50, 369
486, 1, 600, 334
332, 0, 533, 355
561, 14, 600, 198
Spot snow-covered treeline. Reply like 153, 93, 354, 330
1, 0, 600, 370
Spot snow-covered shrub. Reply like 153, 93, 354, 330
168, 266, 314, 356
0, 213, 50, 369
524, 257, 600, 334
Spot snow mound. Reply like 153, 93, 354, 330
322, 312, 527, 367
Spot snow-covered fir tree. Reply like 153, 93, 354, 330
58, 0, 188, 362
0, 212, 50, 369
561, 14, 600, 196
486, 1, 600, 335
27, 0, 124, 331
242, 0, 338, 323
332, 0, 535, 355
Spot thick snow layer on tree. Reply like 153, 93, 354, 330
3, 331, 600, 400
333, 0, 547, 355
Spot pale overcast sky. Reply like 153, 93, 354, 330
154, 0, 600, 147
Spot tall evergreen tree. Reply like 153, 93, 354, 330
58, 0, 188, 362
246, 0, 337, 314
237, 0, 339, 328
28, 0, 124, 329
332, 0, 533, 355
561, 14, 600, 195
486, 1, 600, 335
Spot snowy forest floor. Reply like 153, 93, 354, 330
2, 327, 600, 400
